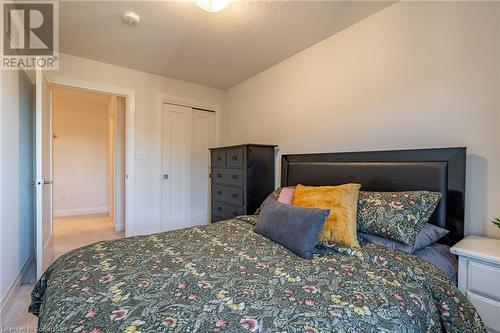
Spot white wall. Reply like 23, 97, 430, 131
225, 2, 500, 238
0, 70, 35, 305
47, 54, 225, 235
52, 91, 110, 216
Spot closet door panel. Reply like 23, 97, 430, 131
161, 104, 192, 231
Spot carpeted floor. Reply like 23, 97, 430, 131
0, 214, 124, 331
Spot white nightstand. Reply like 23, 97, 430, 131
451, 235, 500, 333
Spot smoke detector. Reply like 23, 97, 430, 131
122, 11, 140, 25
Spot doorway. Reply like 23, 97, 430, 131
34, 71, 135, 278
161, 103, 216, 231
51, 86, 125, 258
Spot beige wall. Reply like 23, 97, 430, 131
53, 89, 110, 216
48, 54, 225, 235
225, 2, 500, 238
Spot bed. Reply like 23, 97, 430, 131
30, 148, 485, 333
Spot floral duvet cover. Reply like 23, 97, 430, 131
30, 218, 485, 333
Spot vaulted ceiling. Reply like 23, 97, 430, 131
60, 1, 394, 90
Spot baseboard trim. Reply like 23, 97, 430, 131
0, 252, 34, 314
54, 206, 108, 218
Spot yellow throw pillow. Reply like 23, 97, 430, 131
292, 183, 361, 247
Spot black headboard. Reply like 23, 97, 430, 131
281, 148, 466, 245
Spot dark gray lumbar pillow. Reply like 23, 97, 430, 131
255, 199, 330, 259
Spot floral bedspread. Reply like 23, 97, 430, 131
30, 218, 485, 333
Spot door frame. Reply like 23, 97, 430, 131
46, 76, 136, 236
156, 94, 221, 232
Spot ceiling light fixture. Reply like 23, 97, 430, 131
122, 11, 141, 25
196, 0, 230, 13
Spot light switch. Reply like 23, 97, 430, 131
135, 151, 147, 160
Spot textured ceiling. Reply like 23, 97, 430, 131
60, 1, 394, 90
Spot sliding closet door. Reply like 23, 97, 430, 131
191, 110, 216, 226
161, 104, 193, 231
161, 104, 216, 231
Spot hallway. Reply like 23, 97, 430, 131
53, 214, 124, 260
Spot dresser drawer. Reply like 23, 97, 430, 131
468, 261, 500, 300
212, 168, 243, 186
213, 184, 244, 206
226, 148, 244, 168
468, 291, 500, 332
211, 215, 226, 223
212, 201, 244, 219
211, 150, 226, 168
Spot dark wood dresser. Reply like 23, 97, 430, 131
209, 144, 276, 222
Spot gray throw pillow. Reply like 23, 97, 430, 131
359, 223, 449, 254
255, 199, 329, 259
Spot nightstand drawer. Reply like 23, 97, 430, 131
468, 291, 500, 332
468, 261, 500, 300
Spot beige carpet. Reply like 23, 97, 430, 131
53, 214, 124, 260
0, 214, 124, 331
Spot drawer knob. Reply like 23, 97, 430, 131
217, 173, 222, 178
232, 193, 238, 198
216, 191, 222, 195
217, 207, 222, 211
217, 156, 222, 161
232, 155, 238, 160
232, 175, 238, 180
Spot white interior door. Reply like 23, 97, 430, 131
191, 110, 216, 226
161, 103, 193, 231
35, 69, 54, 278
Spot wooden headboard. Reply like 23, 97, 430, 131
281, 148, 466, 245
